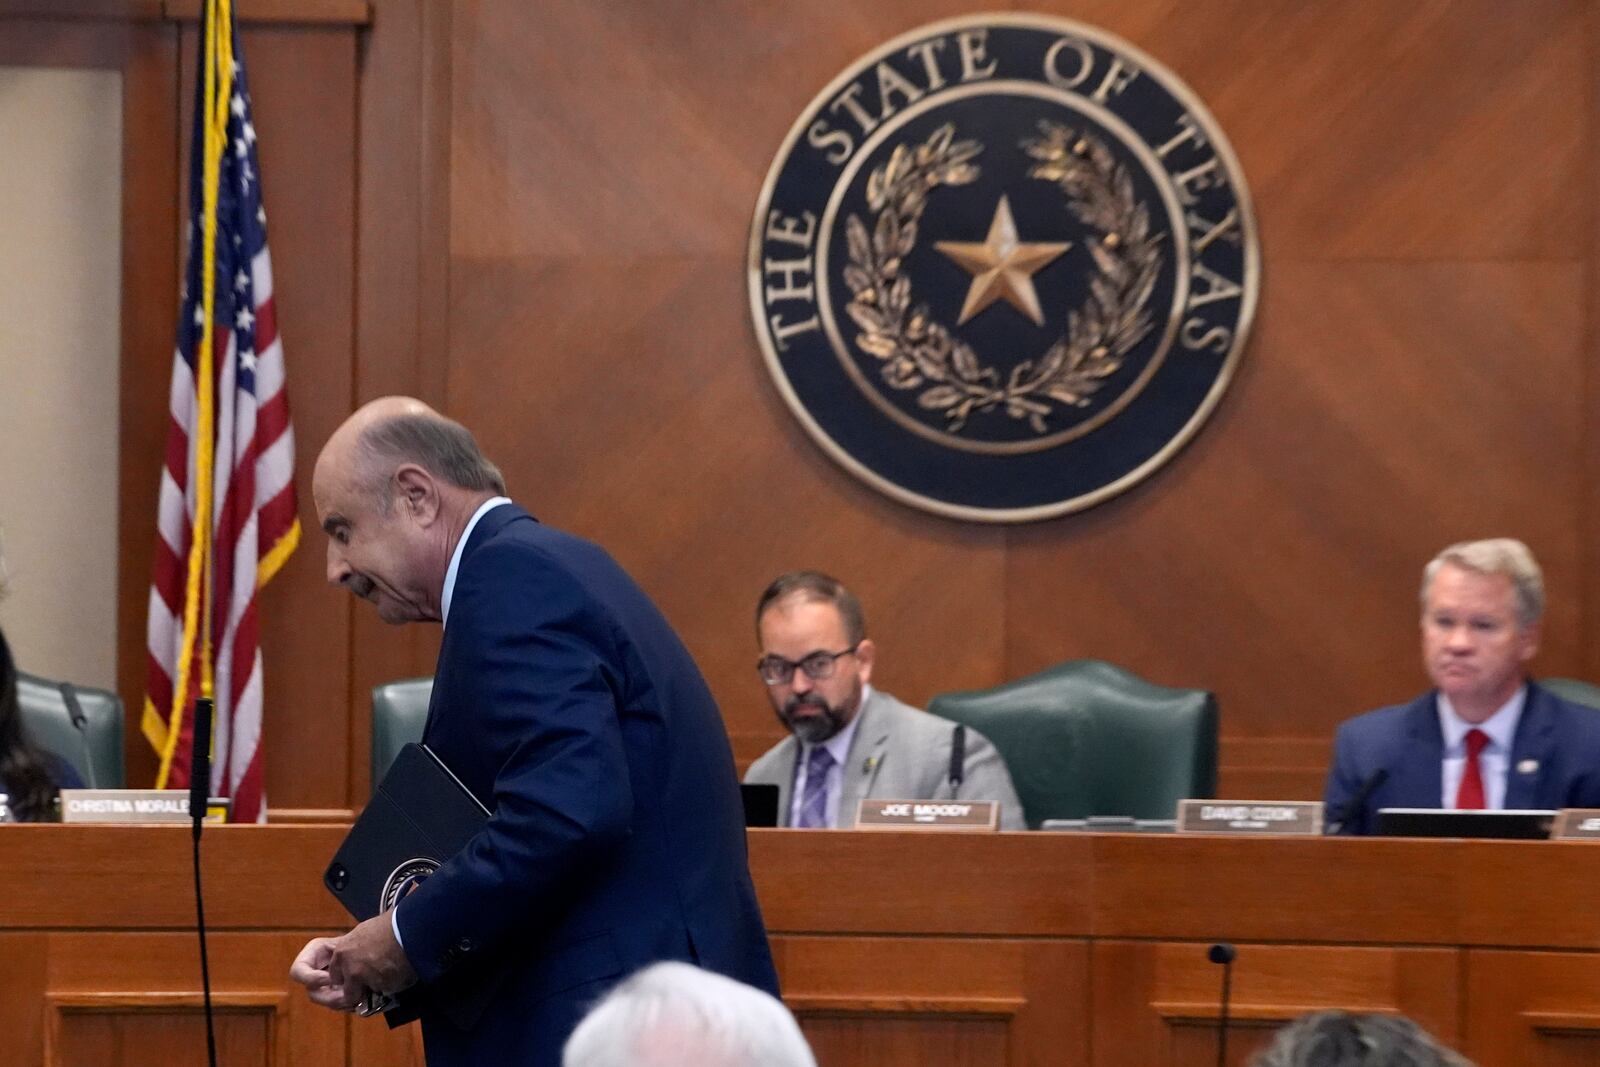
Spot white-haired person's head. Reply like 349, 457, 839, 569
562, 961, 816, 1067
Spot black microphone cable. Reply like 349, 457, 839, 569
1208, 942, 1236, 1067
190, 696, 219, 1067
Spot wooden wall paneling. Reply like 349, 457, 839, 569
1216, 737, 1330, 801
43, 931, 345, 1067
775, 935, 1088, 1067
230, 23, 359, 813
1089, 835, 1458, 946
1456, 840, 1600, 950
1465, 950, 1600, 1067
749, 829, 1092, 937
443, 0, 1011, 759
349, 1014, 426, 1067
1091, 941, 1460, 1067
0, 934, 50, 1067
1004, 0, 1589, 801
1585, 0, 1600, 687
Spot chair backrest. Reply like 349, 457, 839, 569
1540, 676, 1600, 712
928, 659, 1218, 826
15, 672, 126, 789
371, 677, 432, 791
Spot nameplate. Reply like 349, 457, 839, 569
59, 790, 230, 824
1176, 799, 1324, 835
854, 799, 999, 832
1551, 809, 1600, 840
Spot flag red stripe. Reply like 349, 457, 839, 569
253, 297, 277, 355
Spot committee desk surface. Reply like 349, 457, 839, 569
0, 826, 1597, 1067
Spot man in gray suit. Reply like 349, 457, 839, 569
743, 572, 1025, 830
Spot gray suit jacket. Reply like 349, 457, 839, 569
743, 689, 1026, 829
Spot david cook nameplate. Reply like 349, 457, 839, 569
60, 789, 229, 824
856, 799, 1000, 831
749, 14, 1258, 522
1177, 800, 1323, 835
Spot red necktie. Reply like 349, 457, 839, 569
1455, 728, 1489, 810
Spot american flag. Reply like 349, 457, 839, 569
142, 12, 298, 824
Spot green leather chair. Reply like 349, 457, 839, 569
929, 659, 1218, 828
15, 671, 125, 788
1540, 676, 1600, 712
371, 676, 432, 791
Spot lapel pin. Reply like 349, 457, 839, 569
863, 755, 878, 774
1517, 759, 1540, 775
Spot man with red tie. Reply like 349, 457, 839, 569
1325, 539, 1600, 834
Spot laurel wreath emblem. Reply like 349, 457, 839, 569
843, 122, 1165, 434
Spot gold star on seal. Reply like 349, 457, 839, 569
934, 196, 1070, 326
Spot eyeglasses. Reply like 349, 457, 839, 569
756, 644, 860, 686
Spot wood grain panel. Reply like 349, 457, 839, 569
1043, 0, 1589, 262
40, 932, 345, 1067
0, 825, 348, 929
750, 829, 1091, 937
1466, 951, 1600, 1067
776, 935, 1087, 1067
1093, 941, 1459, 1067
1008, 259, 1585, 788
51, 1005, 271, 1067
1090, 835, 1458, 945
446, 0, 985, 260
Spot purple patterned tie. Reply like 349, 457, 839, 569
796, 745, 835, 828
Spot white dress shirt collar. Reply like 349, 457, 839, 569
1437, 686, 1525, 756
441, 496, 512, 627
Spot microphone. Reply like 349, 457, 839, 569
948, 724, 966, 791
190, 696, 213, 837
1208, 942, 1235, 1067
57, 682, 98, 789
1325, 768, 1388, 835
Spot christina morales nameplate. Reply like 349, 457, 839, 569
59, 789, 229, 824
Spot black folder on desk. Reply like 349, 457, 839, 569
324, 742, 495, 1028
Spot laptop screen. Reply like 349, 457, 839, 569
1375, 808, 1555, 840
741, 783, 779, 828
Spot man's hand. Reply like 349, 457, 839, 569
290, 916, 418, 1013
290, 936, 365, 1012
330, 913, 418, 999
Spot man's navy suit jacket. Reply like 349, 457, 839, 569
392, 504, 777, 1064
1324, 681, 1600, 835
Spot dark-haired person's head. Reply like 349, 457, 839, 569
312, 397, 505, 625
754, 571, 874, 745
1251, 1011, 1473, 1067
0, 567, 67, 821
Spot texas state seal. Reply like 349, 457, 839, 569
749, 15, 1258, 521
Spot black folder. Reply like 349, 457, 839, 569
325, 743, 490, 922
324, 742, 495, 1028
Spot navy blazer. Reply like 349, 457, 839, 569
392, 504, 776, 1064
1324, 681, 1600, 835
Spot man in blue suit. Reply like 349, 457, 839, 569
290, 398, 777, 1064
1325, 539, 1600, 835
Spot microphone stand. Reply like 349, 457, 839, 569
190, 696, 219, 1067
1208, 942, 1236, 1067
